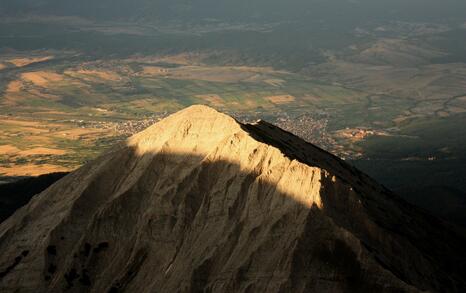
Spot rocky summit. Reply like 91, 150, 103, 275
0, 105, 465, 292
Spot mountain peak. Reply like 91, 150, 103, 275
176, 104, 225, 115
129, 104, 241, 156
0, 106, 465, 292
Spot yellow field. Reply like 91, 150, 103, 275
141, 65, 277, 83
0, 164, 69, 176
65, 69, 122, 82
0, 116, 116, 176
265, 95, 296, 104
0, 145, 21, 155
21, 71, 63, 86
18, 148, 67, 156
195, 94, 225, 107
7, 56, 54, 67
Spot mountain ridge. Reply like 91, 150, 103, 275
0, 105, 465, 292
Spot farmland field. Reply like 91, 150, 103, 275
1, 47, 465, 177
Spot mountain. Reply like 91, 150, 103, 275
0, 105, 465, 292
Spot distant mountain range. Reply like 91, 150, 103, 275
2, 0, 466, 23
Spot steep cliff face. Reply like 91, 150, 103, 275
0, 105, 465, 293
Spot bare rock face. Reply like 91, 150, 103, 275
0, 105, 465, 292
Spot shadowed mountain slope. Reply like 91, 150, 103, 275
0, 105, 465, 292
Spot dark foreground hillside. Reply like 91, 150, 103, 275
0, 173, 68, 222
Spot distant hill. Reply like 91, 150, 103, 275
1, 0, 466, 23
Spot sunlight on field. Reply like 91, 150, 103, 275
265, 95, 295, 104
141, 66, 169, 75
7, 56, 54, 67
0, 164, 70, 176
18, 148, 67, 156
0, 115, 117, 176
3, 81, 24, 106
127, 53, 206, 66
1, 48, 465, 176
195, 94, 225, 107
21, 71, 63, 86
69, 69, 122, 81
141, 65, 274, 83
0, 145, 21, 155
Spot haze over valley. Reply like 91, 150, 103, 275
1, 0, 465, 225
